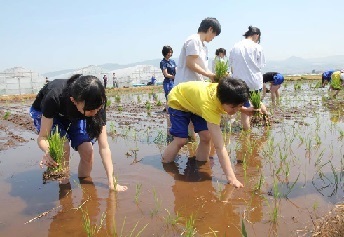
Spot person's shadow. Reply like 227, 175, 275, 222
162, 157, 246, 235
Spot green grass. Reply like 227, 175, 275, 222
214, 60, 228, 82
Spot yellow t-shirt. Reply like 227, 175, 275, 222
331, 71, 341, 81
167, 81, 226, 125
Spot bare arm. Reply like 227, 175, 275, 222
37, 116, 58, 167
186, 55, 215, 81
98, 125, 127, 191
207, 122, 243, 188
162, 68, 175, 80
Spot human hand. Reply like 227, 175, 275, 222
40, 152, 58, 168
109, 183, 128, 192
229, 179, 244, 188
206, 72, 216, 82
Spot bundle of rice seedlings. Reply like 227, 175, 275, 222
47, 125, 66, 172
250, 91, 261, 110
214, 60, 228, 82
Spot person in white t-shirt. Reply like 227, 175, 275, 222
174, 17, 221, 85
229, 26, 267, 131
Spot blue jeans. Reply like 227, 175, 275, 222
163, 80, 174, 99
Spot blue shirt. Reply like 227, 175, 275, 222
322, 70, 335, 81
160, 58, 177, 83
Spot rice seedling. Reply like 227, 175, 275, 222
214, 60, 228, 82
150, 187, 161, 217
182, 214, 197, 237
152, 93, 158, 101
339, 129, 344, 139
106, 99, 111, 107
113, 216, 148, 237
81, 208, 106, 237
272, 177, 280, 199
294, 82, 301, 90
115, 94, 121, 103
3, 111, 10, 120
163, 209, 180, 226
134, 183, 142, 204
118, 105, 123, 112
241, 219, 248, 237
47, 126, 67, 172
254, 173, 265, 192
284, 173, 300, 198
137, 95, 141, 103
214, 180, 225, 201
145, 100, 151, 111
156, 100, 162, 106
271, 205, 278, 224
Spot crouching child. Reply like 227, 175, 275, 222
162, 77, 255, 188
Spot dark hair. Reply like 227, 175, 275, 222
66, 74, 106, 139
243, 25, 261, 37
217, 77, 249, 105
215, 48, 226, 56
198, 17, 221, 36
162, 45, 173, 57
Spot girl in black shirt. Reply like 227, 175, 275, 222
30, 74, 127, 191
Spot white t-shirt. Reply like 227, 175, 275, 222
229, 39, 266, 91
174, 34, 209, 85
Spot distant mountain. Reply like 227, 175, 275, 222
265, 55, 344, 74
42, 55, 344, 77
43, 68, 76, 78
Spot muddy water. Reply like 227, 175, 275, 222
0, 82, 343, 236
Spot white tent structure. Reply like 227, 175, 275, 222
50, 64, 163, 88
0, 67, 45, 95
109, 65, 163, 88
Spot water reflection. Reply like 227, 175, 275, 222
48, 177, 116, 237
163, 157, 245, 236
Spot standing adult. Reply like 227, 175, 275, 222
29, 74, 127, 191
262, 72, 284, 104
103, 74, 108, 88
174, 17, 221, 85
160, 45, 177, 108
229, 25, 267, 130
112, 73, 118, 88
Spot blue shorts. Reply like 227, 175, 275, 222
163, 80, 174, 99
29, 107, 94, 150
168, 107, 208, 138
272, 73, 284, 85
243, 89, 262, 108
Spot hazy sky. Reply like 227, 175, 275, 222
1, 0, 343, 73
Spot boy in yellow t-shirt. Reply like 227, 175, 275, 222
162, 77, 256, 188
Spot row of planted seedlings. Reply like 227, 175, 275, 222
232, 88, 344, 235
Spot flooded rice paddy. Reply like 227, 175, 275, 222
0, 81, 343, 237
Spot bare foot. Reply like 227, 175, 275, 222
115, 184, 128, 192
